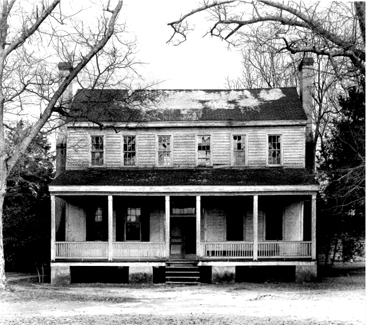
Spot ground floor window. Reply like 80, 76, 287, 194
125, 208, 141, 241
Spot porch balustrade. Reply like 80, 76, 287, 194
258, 241, 312, 257
201, 241, 311, 258
55, 242, 165, 259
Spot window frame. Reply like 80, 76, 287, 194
123, 135, 137, 167
124, 207, 142, 241
231, 134, 248, 166
196, 134, 212, 167
157, 134, 173, 167
90, 135, 104, 167
267, 134, 283, 166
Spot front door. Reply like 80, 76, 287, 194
170, 217, 196, 258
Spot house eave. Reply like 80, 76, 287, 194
66, 120, 307, 129
49, 184, 319, 196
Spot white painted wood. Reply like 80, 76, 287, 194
150, 209, 164, 242
65, 125, 306, 169
196, 196, 201, 257
253, 195, 258, 260
283, 202, 304, 241
65, 202, 86, 241
201, 242, 253, 258
205, 208, 226, 242
50, 185, 319, 194
51, 195, 56, 261
165, 196, 170, 257
312, 194, 317, 260
108, 196, 113, 261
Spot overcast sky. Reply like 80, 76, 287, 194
120, 0, 243, 89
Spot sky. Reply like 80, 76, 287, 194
119, 0, 243, 89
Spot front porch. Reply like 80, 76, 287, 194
51, 193, 317, 262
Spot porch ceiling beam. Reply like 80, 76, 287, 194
49, 185, 319, 195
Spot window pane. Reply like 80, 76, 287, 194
158, 135, 172, 166
91, 136, 104, 166
268, 135, 281, 165
233, 135, 245, 165
197, 136, 211, 166
123, 136, 136, 166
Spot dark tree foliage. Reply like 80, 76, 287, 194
318, 86, 365, 264
3, 121, 54, 272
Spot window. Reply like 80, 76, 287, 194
268, 135, 281, 165
91, 136, 104, 166
197, 135, 211, 166
233, 135, 246, 165
125, 208, 141, 241
123, 136, 136, 166
158, 135, 172, 166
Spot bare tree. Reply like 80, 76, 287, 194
168, 1, 365, 81
0, 0, 128, 290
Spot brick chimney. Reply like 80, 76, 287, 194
299, 57, 315, 170
56, 62, 73, 177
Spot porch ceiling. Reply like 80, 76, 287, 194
50, 168, 318, 193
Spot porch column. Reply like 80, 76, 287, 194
196, 196, 201, 257
311, 194, 317, 260
253, 195, 258, 261
165, 195, 170, 258
51, 195, 56, 261
108, 195, 113, 261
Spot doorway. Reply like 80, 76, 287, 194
170, 217, 196, 258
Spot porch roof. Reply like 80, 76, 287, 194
50, 168, 317, 187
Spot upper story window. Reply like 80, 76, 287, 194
197, 135, 211, 166
91, 136, 104, 166
125, 207, 141, 241
233, 135, 246, 166
123, 135, 136, 166
268, 135, 282, 165
158, 135, 172, 166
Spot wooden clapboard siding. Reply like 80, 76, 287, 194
105, 134, 122, 167
150, 209, 165, 242
283, 202, 304, 241
173, 132, 196, 166
248, 129, 266, 167
65, 125, 306, 169
245, 211, 265, 241
205, 208, 226, 241
65, 202, 86, 241
212, 132, 231, 166
66, 129, 90, 170
137, 133, 156, 167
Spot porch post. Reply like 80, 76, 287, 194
165, 195, 170, 259
253, 195, 258, 261
311, 194, 317, 260
51, 195, 56, 261
196, 196, 201, 257
108, 195, 113, 261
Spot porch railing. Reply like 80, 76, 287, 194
56, 242, 108, 259
55, 242, 165, 259
201, 242, 254, 258
113, 242, 165, 259
201, 241, 311, 258
258, 241, 312, 257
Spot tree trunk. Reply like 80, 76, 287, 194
0, 183, 6, 289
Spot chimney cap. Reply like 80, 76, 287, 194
58, 62, 73, 71
299, 57, 314, 70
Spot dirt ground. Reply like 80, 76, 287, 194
0, 263, 365, 325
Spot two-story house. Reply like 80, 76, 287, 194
50, 58, 318, 285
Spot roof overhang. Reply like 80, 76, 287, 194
49, 184, 319, 196
66, 120, 307, 129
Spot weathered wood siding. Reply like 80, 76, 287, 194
244, 211, 265, 241
137, 134, 156, 167
204, 208, 226, 241
150, 209, 165, 242
66, 126, 305, 169
283, 202, 304, 241
65, 202, 86, 241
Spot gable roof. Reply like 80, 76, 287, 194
69, 88, 307, 124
